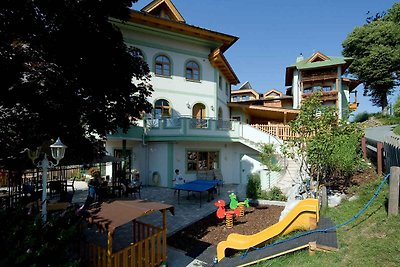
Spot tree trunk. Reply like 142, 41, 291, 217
381, 93, 389, 115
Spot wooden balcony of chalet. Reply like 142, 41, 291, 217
301, 72, 338, 82
302, 90, 338, 101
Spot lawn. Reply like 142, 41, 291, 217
252, 175, 400, 267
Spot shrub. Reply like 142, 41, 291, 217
246, 173, 261, 199
393, 96, 400, 117
353, 111, 371, 123
260, 186, 287, 201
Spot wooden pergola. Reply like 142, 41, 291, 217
84, 199, 174, 267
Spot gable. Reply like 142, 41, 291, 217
141, 0, 185, 22
307, 51, 330, 63
264, 89, 283, 98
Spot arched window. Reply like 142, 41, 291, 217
186, 61, 200, 81
155, 55, 171, 76
154, 99, 171, 118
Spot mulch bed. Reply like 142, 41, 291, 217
167, 204, 284, 257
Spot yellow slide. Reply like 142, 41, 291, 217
217, 198, 319, 262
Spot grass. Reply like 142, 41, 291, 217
250, 176, 400, 267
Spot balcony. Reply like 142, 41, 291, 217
144, 116, 242, 141
301, 72, 337, 82
302, 90, 338, 101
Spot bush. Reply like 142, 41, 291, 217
259, 186, 287, 201
353, 111, 371, 123
0, 206, 82, 267
246, 173, 261, 199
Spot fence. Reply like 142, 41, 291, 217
361, 137, 385, 176
82, 220, 166, 267
251, 124, 298, 140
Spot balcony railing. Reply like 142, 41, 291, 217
143, 116, 296, 142
143, 116, 238, 140
251, 123, 298, 140
302, 90, 338, 101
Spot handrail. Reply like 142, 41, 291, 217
251, 123, 298, 141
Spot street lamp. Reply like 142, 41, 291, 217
26, 137, 67, 223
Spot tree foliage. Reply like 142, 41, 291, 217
0, 0, 152, 168
283, 93, 364, 191
342, 3, 400, 114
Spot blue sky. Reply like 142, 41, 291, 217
134, 0, 399, 115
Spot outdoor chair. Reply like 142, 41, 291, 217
127, 181, 142, 199
66, 176, 76, 193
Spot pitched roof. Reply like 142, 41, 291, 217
287, 51, 353, 70
285, 51, 354, 86
123, 0, 240, 84
264, 89, 283, 98
141, 0, 185, 22
239, 81, 253, 90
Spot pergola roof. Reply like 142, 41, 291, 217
87, 199, 174, 233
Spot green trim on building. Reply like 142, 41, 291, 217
167, 143, 174, 188
155, 88, 214, 99
145, 135, 238, 142
107, 126, 144, 139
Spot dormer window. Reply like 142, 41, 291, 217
186, 61, 200, 81
155, 55, 171, 76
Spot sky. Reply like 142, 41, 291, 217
134, 0, 399, 116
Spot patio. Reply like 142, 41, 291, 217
75, 181, 238, 266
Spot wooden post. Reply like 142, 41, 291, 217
377, 142, 384, 176
361, 137, 367, 160
320, 186, 328, 210
389, 166, 399, 216
107, 230, 113, 267
162, 210, 167, 261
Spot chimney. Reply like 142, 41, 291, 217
296, 53, 304, 63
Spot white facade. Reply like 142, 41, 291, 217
105, 6, 282, 188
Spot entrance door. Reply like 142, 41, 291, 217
192, 103, 206, 128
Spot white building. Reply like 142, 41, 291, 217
105, 0, 280, 187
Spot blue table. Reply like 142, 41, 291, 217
174, 179, 222, 207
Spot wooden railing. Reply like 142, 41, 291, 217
251, 124, 298, 140
83, 221, 166, 267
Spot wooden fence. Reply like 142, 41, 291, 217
361, 137, 385, 176
361, 134, 400, 176
251, 124, 298, 140
82, 220, 166, 267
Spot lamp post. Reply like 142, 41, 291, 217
26, 137, 67, 223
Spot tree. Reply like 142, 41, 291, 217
342, 3, 400, 114
0, 0, 152, 168
283, 93, 364, 192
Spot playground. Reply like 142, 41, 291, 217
168, 204, 284, 256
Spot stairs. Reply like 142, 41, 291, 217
238, 123, 302, 193
275, 157, 302, 196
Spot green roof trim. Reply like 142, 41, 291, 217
288, 56, 353, 70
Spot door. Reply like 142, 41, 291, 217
192, 103, 206, 128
